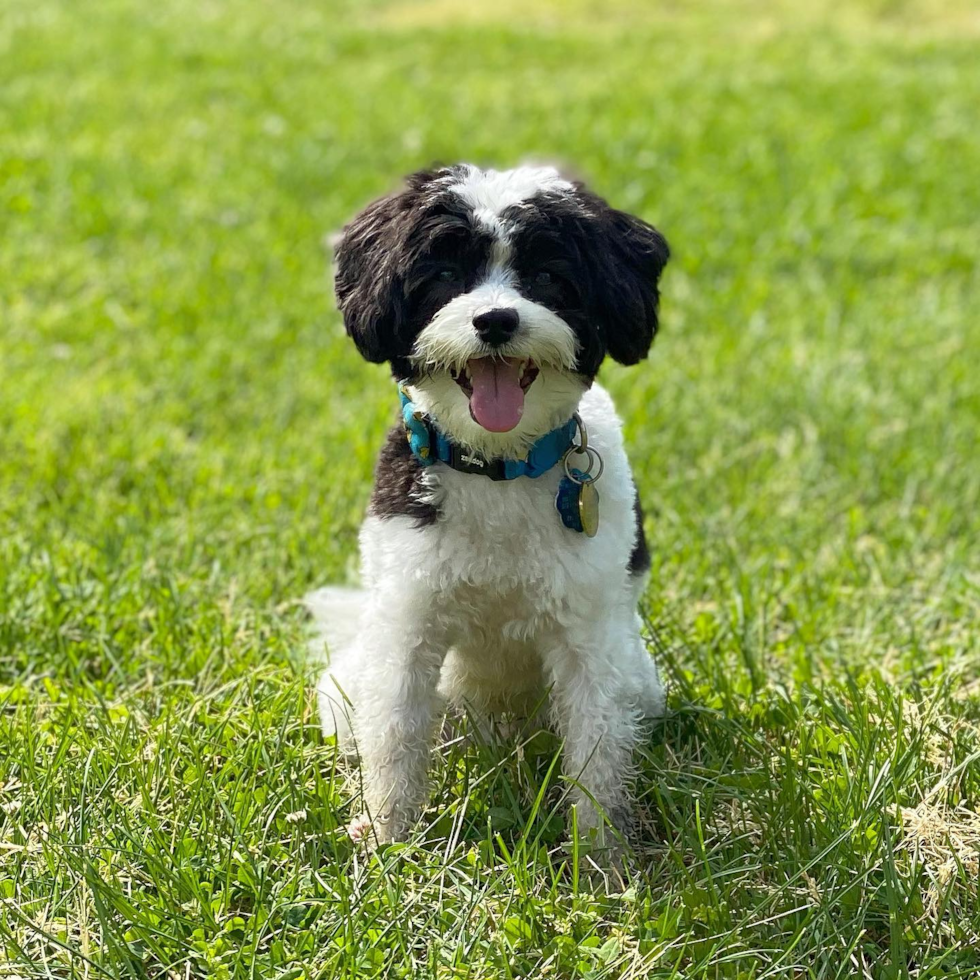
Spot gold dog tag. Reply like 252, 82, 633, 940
579, 481, 600, 537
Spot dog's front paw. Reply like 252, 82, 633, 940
577, 845, 637, 893
571, 801, 636, 848
566, 806, 638, 891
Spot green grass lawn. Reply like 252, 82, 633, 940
2, 0, 979, 975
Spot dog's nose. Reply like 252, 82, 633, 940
473, 308, 520, 347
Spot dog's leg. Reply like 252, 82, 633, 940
543, 613, 662, 847
352, 612, 447, 846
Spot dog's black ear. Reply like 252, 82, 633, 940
589, 199, 670, 365
334, 189, 412, 365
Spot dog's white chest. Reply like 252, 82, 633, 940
426, 468, 573, 596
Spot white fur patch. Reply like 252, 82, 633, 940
446, 164, 574, 234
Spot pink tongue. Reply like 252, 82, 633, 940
467, 357, 525, 432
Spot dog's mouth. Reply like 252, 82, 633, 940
449, 356, 540, 432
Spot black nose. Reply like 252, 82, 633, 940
473, 308, 520, 347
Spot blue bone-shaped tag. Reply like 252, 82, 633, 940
555, 468, 588, 533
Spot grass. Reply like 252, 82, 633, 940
2, 0, 979, 975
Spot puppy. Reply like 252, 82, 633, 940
308, 164, 670, 847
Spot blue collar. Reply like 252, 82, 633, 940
399, 390, 577, 481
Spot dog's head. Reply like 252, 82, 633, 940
335, 164, 669, 456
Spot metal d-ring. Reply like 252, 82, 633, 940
562, 444, 604, 484
563, 413, 604, 484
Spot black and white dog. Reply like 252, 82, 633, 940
307, 164, 670, 847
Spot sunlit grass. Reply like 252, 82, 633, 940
1, 0, 979, 976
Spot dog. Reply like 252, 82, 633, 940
307, 164, 670, 848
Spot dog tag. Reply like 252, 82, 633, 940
555, 469, 600, 537
556, 426, 604, 537
578, 480, 600, 538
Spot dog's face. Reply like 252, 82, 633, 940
335, 165, 669, 456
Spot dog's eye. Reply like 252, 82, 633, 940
534, 271, 553, 286
437, 269, 459, 283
